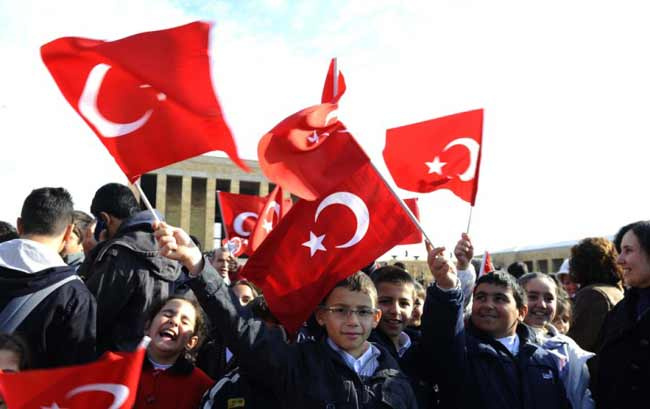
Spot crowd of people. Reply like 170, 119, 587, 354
0, 184, 649, 409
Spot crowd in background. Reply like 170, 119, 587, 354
1, 184, 649, 409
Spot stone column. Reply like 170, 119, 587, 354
180, 175, 192, 231
155, 173, 167, 216
205, 178, 216, 250
230, 178, 240, 194
259, 181, 269, 196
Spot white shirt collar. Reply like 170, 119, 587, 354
496, 334, 520, 355
327, 337, 381, 377
397, 331, 412, 357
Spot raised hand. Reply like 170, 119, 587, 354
153, 221, 203, 275
426, 241, 458, 290
453, 233, 474, 270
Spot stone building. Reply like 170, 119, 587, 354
139, 155, 273, 251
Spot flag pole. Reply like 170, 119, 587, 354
135, 180, 161, 223
466, 205, 473, 234
216, 190, 228, 242
330, 57, 432, 246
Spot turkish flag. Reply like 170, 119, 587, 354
479, 251, 495, 276
222, 237, 249, 257
0, 345, 145, 409
258, 103, 369, 200
383, 109, 484, 204
217, 191, 266, 254
249, 185, 292, 252
321, 58, 346, 103
398, 198, 422, 245
241, 162, 419, 333
40, 21, 249, 183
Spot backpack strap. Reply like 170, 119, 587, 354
0, 274, 81, 333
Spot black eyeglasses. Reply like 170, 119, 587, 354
320, 306, 377, 319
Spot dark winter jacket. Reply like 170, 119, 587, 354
188, 258, 418, 409
591, 288, 650, 409
80, 211, 183, 353
420, 284, 571, 409
199, 366, 281, 409
0, 239, 96, 368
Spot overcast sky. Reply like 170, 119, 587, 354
1, 0, 648, 261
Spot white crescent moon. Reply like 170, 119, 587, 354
315, 192, 369, 248
324, 109, 338, 126
78, 63, 153, 138
269, 201, 280, 218
442, 137, 480, 182
66, 383, 129, 409
233, 212, 258, 237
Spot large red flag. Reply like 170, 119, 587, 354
0, 344, 146, 409
383, 109, 484, 204
398, 198, 423, 245
217, 191, 266, 252
249, 185, 292, 252
41, 21, 249, 182
321, 58, 346, 103
258, 103, 369, 200
241, 162, 419, 333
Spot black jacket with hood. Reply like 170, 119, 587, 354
0, 239, 97, 368
80, 210, 182, 354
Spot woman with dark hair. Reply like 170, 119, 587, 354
567, 237, 624, 351
591, 221, 650, 408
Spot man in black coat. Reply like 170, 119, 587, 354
80, 183, 182, 353
0, 187, 96, 368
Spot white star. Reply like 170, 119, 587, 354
42, 403, 67, 409
262, 220, 273, 233
425, 156, 446, 175
302, 231, 327, 257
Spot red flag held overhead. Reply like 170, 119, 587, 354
241, 162, 419, 333
258, 103, 369, 200
41, 21, 249, 182
479, 251, 495, 276
398, 198, 423, 245
218, 191, 266, 255
321, 58, 346, 103
383, 109, 484, 204
249, 185, 292, 252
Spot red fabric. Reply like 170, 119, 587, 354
218, 191, 266, 255
241, 162, 419, 333
249, 185, 292, 252
134, 365, 212, 409
479, 251, 495, 276
383, 109, 484, 204
258, 103, 369, 200
0, 348, 145, 409
321, 58, 346, 103
398, 198, 422, 245
40, 21, 248, 183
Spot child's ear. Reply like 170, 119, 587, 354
315, 308, 326, 326
371, 309, 382, 329
518, 305, 529, 322
185, 335, 199, 351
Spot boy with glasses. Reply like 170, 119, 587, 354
153, 221, 418, 409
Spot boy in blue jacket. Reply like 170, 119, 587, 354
422, 244, 571, 409
154, 222, 417, 409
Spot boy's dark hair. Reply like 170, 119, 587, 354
371, 265, 416, 288
507, 261, 528, 279
145, 296, 206, 362
20, 187, 74, 236
614, 220, 650, 257
570, 237, 622, 286
474, 271, 527, 309
322, 271, 378, 306
0, 333, 32, 370
393, 261, 407, 270
247, 296, 279, 325
90, 183, 139, 219
71, 210, 94, 244
0, 221, 18, 243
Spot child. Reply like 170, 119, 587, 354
370, 266, 416, 358
153, 221, 418, 409
424, 245, 571, 409
134, 296, 213, 409
408, 281, 426, 331
553, 295, 572, 335
0, 333, 31, 409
